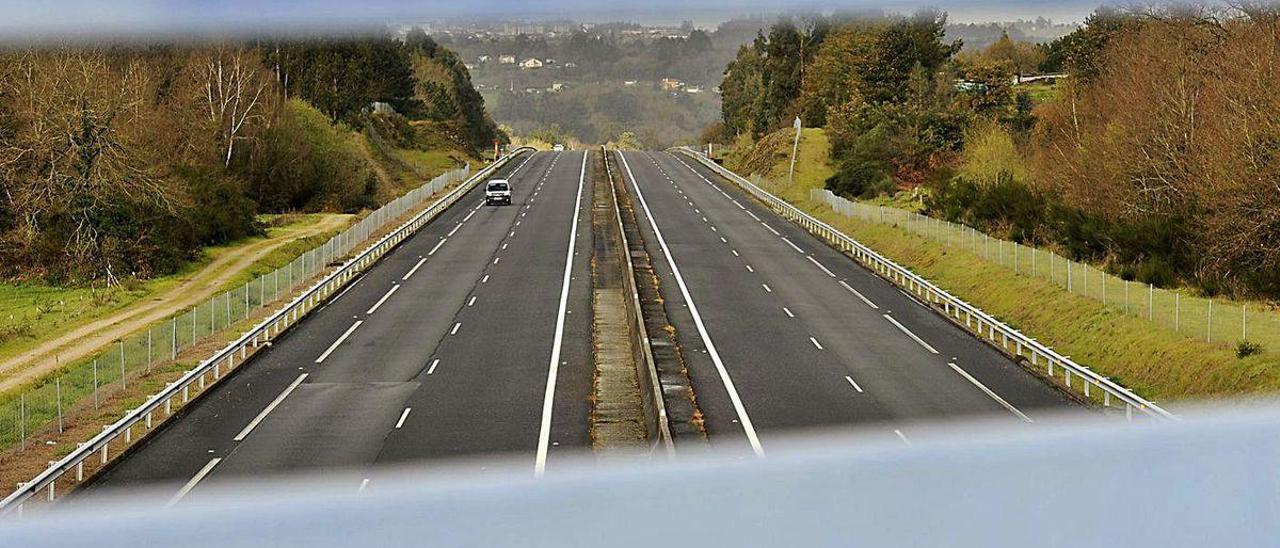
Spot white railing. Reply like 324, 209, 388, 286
0, 148, 535, 515
672, 148, 1174, 421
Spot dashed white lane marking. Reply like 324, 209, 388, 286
482, 274, 490, 284
894, 429, 912, 446
783, 307, 795, 318
810, 337, 824, 350
366, 285, 400, 315
510, 231, 516, 237
493, 257, 501, 265
502, 243, 509, 250
839, 280, 880, 309
358, 478, 370, 493
315, 321, 363, 363
168, 458, 223, 507
884, 314, 939, 354
948, 362, 1033, 422
403, 257, 428, 281
536, 151, 589, 476
428, 238, 447, 256
780, 236, 804, 253
234, 373, 309, 441
761, 223, 780, 236
845, 375, 864, 393
732, 250, 740, 257
618, 151, 763, 457
807, 256, 837, 278
720, 236, 728, 244
427, 359, 440, 375
762, 284, 772, 293
467, 295, 477, 307
395, 407, 412, 429
746, 265, 754, 273
450, 322, 461, 335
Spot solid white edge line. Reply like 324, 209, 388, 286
167, 457, 223, 507
365, 285, 400, 315
761, 223, 780, 236
403, 257, 429, 280
233, 373, 309, 441
447, 223, 463, 237
807, 256, 837, 278
620, 151, 764, 457
314, 321, 363, 363
883, 314, 940, 354
948, 362, 1033, 423
463, 210, 476, 222
535, 150, 588, 476
395, 407, 412, 429
839, 280, 880, 309
844, 375, 864, 393
328, 274, 364, 304
895, 429, 912, 446
780, 236, 804, 253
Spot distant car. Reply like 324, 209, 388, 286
552, 143, 565, 151
485, 180, 512, 205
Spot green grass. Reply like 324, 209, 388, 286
216, 214, 349, 293
0, 215, 336, 364
727, 127, 1280, 404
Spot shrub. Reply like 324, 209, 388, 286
1237, 340, 1263, 359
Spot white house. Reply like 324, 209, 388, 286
520, 58, 544, 70
498, 54, 516, 65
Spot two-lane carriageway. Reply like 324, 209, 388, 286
615, 150, 1074, 453
86, 150, 595, 503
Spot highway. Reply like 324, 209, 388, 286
85, 150, 595, 502
81, 146, 1078, 504
615, 151, 1075, 453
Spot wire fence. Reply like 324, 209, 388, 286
810, 188, 1279, 352
0, 165, 471, 450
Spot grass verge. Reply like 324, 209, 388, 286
727, 128, 1280, 405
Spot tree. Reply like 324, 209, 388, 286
195, 47, 270, 167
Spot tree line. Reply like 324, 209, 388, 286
0, 34, 502, 283
717, 6, 1280, 298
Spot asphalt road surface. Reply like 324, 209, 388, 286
86, 150, 595, 503
83, 147, 1077, 504
615, 150, 1074, 455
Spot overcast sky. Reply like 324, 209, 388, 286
0, 0, 1106, 41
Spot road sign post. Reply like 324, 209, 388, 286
788, 116, 802, 184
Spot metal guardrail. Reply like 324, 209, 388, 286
672, 148, 1175, 421
0, 147, 536, 515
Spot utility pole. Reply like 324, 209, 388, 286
788, 116, 802, 184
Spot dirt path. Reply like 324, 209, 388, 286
0, 215, 351, 393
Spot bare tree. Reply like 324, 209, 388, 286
197, 46, 268, 167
